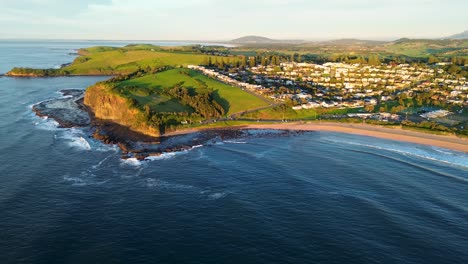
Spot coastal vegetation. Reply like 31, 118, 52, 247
7, 38, 468, 139
7, 44, 240, 76
84, 68, 268, 135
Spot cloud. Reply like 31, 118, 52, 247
0, 0, 466, 40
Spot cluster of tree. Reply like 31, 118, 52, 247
297, 53, 433, 65
197, 45, 231, 56
443, 64, 467, 77
146, 112, 204, 134
428, 55, 467, 66
401, 120, 451, 132
203, 53, 304, 69
106, 66, 173, 83
73, 56, 90, 64
325, 54, 383, 65
202, 56, 239, 69
165, 85, 225, 119
204, 51, 392, 70
396, 92, 448, 108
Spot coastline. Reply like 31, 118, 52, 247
4, 73, 114, 78
35, 88, 464, 156
165, 122, 468, 153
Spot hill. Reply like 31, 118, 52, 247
84, 68, 269, 136
446, 30, 468, 40
6, 44, 237, 77
385, 38, 468, 57
317, 39, 388, 46
231, 36, 276, 44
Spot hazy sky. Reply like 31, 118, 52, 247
0, 0, 467, 40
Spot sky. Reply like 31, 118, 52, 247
0, 0, 467, 41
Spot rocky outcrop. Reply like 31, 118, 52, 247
33, 89, 90, 127
84, 84, 161, 137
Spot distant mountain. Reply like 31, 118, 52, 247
318, 38, 388, 46
230, 36, 304, 44
231, 36, 276, 44
445, 30, 468, 39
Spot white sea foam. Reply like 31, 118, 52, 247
121, 158, 142, 167
321, 135, 468, 169
63, 175, 88, 186
92, 154, 114, 169
95, 143, 119, 152
145, 178, 194, 190
59, 129, 92, 150
121, 151, 183, 166
224, 140, 247, 144
145, 152, 177, 161
34, 117, 60, 131
69, 136, 91, 150
144, 146, 199, 162
207, 192, 228, 200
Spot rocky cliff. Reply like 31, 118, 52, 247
84, 84, 161, 137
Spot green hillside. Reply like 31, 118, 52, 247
7, 44, 238, 76
117, 68, 267, 115
84, 68, 269, 136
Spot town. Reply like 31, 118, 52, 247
189, 59, 467, 124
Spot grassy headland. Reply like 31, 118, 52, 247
6, 44, 239, 76
7, 40, 467, 147
84, 67, 269, 136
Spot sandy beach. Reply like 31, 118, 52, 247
166, 122, 468, 153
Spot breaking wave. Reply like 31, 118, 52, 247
33, 116, 60, 131
58, 129, 92, 150
320, 134, 468, 169
121, 158, 142, 167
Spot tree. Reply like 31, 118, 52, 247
359, 56, 367, 64
447, 64, 461, 74
451, 57, 457, 65
144, 105, 152, 121
249, 57, 256, 68
202, 56, 209, 66
368, 54, 381, 66
428, 55, 439, 64
272, 56, 280, 66
290, 54, 295, 62
241, 56, 247, 68
365, 105, 375, 112
218, 59, 225, 69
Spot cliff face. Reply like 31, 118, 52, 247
84, 84, 161, 137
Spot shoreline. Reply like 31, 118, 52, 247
165, 122, 468, 153
3, 73, 113, 78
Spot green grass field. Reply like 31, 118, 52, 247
64, 49, 233, 75
242, 106, 363, 120
43, 44, 241, 75
116, 68, 269, 115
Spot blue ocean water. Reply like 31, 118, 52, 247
0, 41, 467, 264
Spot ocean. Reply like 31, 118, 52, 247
0, 40, 467, 264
